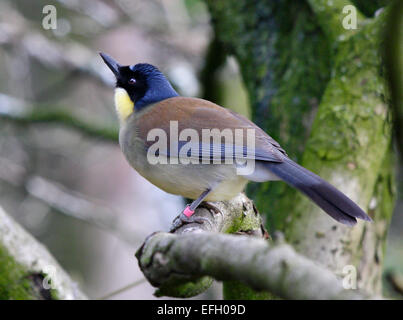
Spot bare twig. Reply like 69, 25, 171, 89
0, 156, 138, 246
25, 175, 140, 245
0, 1, 116, 86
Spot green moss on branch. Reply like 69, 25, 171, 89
0, 206, 87, 300
0, 245, 43, 299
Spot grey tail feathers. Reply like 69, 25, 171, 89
263, 157, 372, 226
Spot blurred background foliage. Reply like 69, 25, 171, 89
0, 0, 400, 299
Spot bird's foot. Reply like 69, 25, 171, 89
199, 202, 223, 218
169, 205, 210, 233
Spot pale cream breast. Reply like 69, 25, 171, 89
119, 119, 247, 200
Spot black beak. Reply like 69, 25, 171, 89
99, 52, 121, 78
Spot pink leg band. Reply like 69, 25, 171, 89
183, 206, 195, 217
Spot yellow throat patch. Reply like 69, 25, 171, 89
114, 88, 134, 123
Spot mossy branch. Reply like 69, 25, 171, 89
0, 205, 87, 300
205, 0, 394, 297
135, 193, 375, 299
137, 231, 373, 300
281, 7, 393, 296
136, 193, 268, 298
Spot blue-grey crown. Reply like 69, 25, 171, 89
130, 63, 162, 75
130, 63, 179, 110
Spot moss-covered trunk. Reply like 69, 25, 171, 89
205, 0, 395, 298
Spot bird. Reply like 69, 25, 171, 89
99, 52, 371, 231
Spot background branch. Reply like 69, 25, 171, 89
0, 93, 118, 142
25, 175, 140, 245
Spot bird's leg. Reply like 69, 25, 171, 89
170, 189, 213, 232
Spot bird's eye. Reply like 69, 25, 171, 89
128, 78, 136, 85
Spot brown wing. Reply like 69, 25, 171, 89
136, 97, 286, 162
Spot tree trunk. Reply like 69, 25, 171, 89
205, 0, 395, 297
